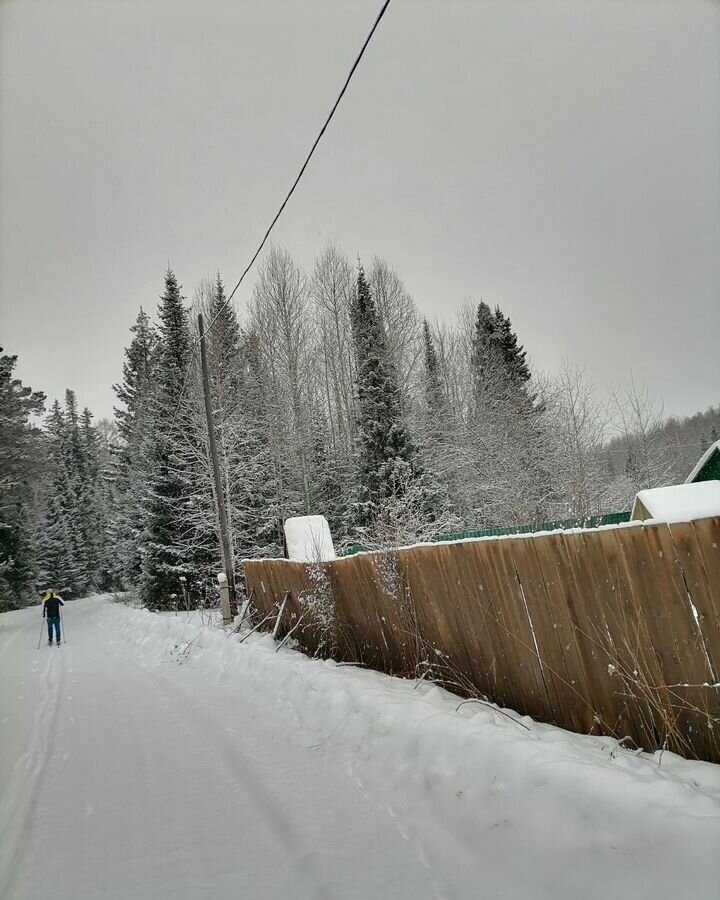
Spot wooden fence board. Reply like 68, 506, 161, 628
604, 527, 703, 756
574, 529, 653, 744
690, 518, 720, 655
462, 541, 525, 712
332, 555, 400, 672
665, 520, 720, 759
653, 525, 715, 682
411, 541, 512, 704
636, 525, 716, 758
399, 543, 478, 689
485, 538, 556, 722
505, 537, 577, 725
325, 559, 367, 663
669, 520, 720, 675
555, 531, 626, 737
594, 529, 669, 748
530, 533, 598, 733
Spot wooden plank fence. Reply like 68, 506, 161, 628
244, 516, 720, 763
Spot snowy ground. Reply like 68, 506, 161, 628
1, 596, 719, 900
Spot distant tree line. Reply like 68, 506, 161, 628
1, 245, 718, 611
0, 355, 121, 610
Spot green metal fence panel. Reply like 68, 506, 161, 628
341, 543, 367, 557
432, 512, 631, 545
695, 455, 720, 483
341, 511, 632, 555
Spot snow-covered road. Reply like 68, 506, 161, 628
2, 596, 720, 900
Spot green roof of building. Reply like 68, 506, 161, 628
685, 440, 720, 484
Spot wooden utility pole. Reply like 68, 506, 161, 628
198, 312, 237, 623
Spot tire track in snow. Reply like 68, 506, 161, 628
0, 647, 64, 899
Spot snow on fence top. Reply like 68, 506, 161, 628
631, 480, 720, 524
284, 515, 336, 563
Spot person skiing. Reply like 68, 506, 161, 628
42, 590, 64, 645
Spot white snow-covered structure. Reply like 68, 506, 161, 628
630, 480, 720, 523
283, 515, 336, 563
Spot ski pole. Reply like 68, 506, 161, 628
37, 617, 45, 650
60, 610, 65, 645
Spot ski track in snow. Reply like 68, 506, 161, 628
0, 622, 64, 898
2, 595, 720, 900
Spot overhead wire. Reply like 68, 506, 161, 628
170, 0, 392, 426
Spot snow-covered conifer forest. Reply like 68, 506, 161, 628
1, 245, 718, 612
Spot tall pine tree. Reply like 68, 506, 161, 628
113, 307, 158, 586
140, 269, 194, 608
231, 328, 288, 559
469, 301, 552, 525
0, 354, 46, 608
37, 400, 84, 595
350, 264, 426, 533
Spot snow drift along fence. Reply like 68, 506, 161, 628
244, 517, 720, 764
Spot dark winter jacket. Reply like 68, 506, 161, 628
43, 595, 64, 618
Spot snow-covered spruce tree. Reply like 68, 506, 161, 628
350, 264, 438, 544
36, 400, 86, 596
79, 407, 117, 590
89, 417, 125, 589
32, 393, 118, 600
0, 353, 46, 609
408, 310, 475, 526
414, 320, 464, 533
181, 274, 291, 571
203, 274, 246, 577
36, 491, 76, 598
422, 320, 446, 427
62, 390, 96, 589
489, 306, 532, 383
113, 307, 158, 587
139, 269, 197, 609
418, 320, 460, 460
231, 328, 288, 560
170, 275, 244, 601
466, 302, 553, 527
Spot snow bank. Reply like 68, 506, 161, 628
93, 600, 720, 893
632, 481, 720, 523
284, 515, 336, 562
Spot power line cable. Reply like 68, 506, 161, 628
171, 0, 392, 425
216, 0, 392, 322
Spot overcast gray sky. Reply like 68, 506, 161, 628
1, 0, 718, 422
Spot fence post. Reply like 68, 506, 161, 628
179, 575, 190, 612
217, 573, 232, 626
272, 592, 291, 641
237, 589, 254, 630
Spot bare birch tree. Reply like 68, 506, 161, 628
248, 247, 314, 514
309, 244, 356, 451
